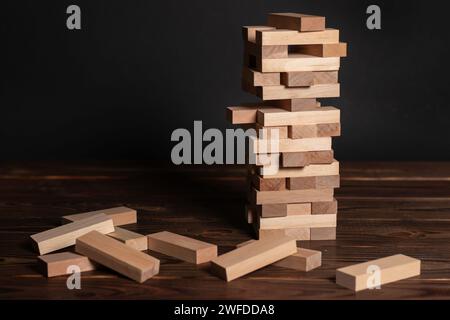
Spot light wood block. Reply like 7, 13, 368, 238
255, 124, 288, 139
336, 254, 421, 292
256, 28, 339, 46
226, 106, 259, 124
107, 227, 148, 251
281, 71, 339, 87
255, 226, 310, 240
62, 206, 137, 226
310, 227, 336, 240
289, 123, 340, 139
257, 204, 288, 218
31, 214, 115, 255
211, 236, 297, 281
37, 252, 97, 278
255, 83, 340, 100
243, 26, 275, 43
281, 151, 334, 167
242, 68, 280, 87
76, 231, 159, 283
288, 175, 340, 190
258, 213, 337, 230
258, 55, 340, 73
287, 203, 312, 216
245, 41, 288, 59
312, 199, 338, 214
252, 137, 332, 154
257, 106, 340, 127
268, 13, 325, 32
293, 43, 347, 57
273, 98, 319, 111
252, 188, 334, 205
252, 175, 286, 191
261, 160, 339, 179
147, 231, 217, 264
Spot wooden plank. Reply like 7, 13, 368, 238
210, 236, 297, 281
312, 199, 338, 214
281, 151, 335, 167
281, 71, 338, 87
256, 28, 339, 46
243, 26, 275, 43
258, 213, 337, 230
252, 137, 332, 154
252, 188, 334, 205
107, 227, 148, 251
37, 252, 97, 278
261, 160, 339, 179
242, 68, 280, 87
310, 227, 336, 240
336, 254, 421, 292
258, 55, 340, 73
268, 13, 325, 32
257, 106, 340, 127
292, 43, 347, 57
255, 226, 310, 240
31, 214, 115, 255
76, 231, 159, 283
255, 124, 288, 139
288, 123, 340, 139
255, 83, 340, 100
273, 98, 319, 111
62, 206, 136, 226
252, 175, 286, 191
245, 41, 288, 59
288, 175, 340, 190
147, 231, 217, 264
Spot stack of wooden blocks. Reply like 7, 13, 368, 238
227, 13, 346, 241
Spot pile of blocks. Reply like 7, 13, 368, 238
227, 13, 345, 241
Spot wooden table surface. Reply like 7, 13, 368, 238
1, 161, 450, 300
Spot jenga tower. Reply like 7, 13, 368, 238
227, 13, 346, 240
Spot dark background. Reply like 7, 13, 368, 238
2, 0, 449, 162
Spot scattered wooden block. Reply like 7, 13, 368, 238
288, 175, 340, 190
312, 199, 338, 214
256, 28, 339, 46
310, 227, 336, 240
245, 41, 288, 59
107, 227, 148, 251
336, 254, 421, 292
287, 203, 312, 216
268, 13, 325, 32
292, 43, 347, 57
62, 206, 137, 226
252, 137, 332, 154
261, 160, 339, 179
281, 151, 334, 167
76, 231, 159, 283
31, 214, 115, 255
254, 83, 340, 100
37, 252, 97, 278
252, 188, 334, 205
281, 71, 338, 87
258, 213, 337, 230
252, 175, 286, 191
257, 106, 340, 127
147, 231, 217, 264
255, 226, 310, 240
273, 98, 319, 111
258, 55, 340, 73
243, 26, 275, 43
211, 236, 297, 281
289, 123, 340, 139
242, 68, 280, 87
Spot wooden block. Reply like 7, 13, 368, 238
242, 68, 280, 87
258, 55, 340, 73
257, 106, 340, 127
281, 71, 339, 87
252, 188, 334, 205
243, 26, 275, 43
261, 160, 339, 179
255, 124, 288, 139
245, 41, 288, 59
62, 206, 137, 226
281, 151, 334, 167
310, 227, 336, 240
289, 123, 340, 139
31, 214, 115, 255
273, 98, 319, 111
268, 13, 325, 32
107, 227, 148, 251
252, 137, 332, 154
257, 204, 290, 218
226, 106, 259, 124
308, 150, 335, 164
256, 28, 339, 46
255, 83, 340, 100
336, 254, 421, 292
211, 236, 297, 281
288, 175, 340, 190
76, 231, 159, 283
37, 252, 97, 278
287, 203, 312, 216
311, 199, 338, 214
147, 231, 217, 264
255, 226, 310, 240
252, 175, 286, 191
258, 213, 337, 230
292, 43, 347, 58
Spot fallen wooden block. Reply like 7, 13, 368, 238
254, 225, 310, 240
288, 175, 340, 190
289, 123, 340, 139
257, 106, 340, 127
292, 43, 347, 58
31, 214, 115, 255
268, 13, 325, 32
62, 206, 137, 226
252, 188, 334, 205
273, 98, 319, 111
261, 160, 339, 178
107, 227, 148, 251
256, 28, 339, 46
281, 151, 334, 167
211, 235, 297, 281
245, 41, 288, 59
76, 231, 160, 283
336, 254, 421, 292
281, 71, 338, 87
147, 231, 217, 264
37, 252, 97, 277
311, 227, 336, 240
243, 26, 275, 43
312, 199, 338, 214
258, 213, 337, 230
242, 68, 280, 87
257, 55, 340, 73
252, 137, 332, 154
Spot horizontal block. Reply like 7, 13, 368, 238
268, 13, 325, 32
255, 124, 288, 139
281, 71, 338, 87
310, 227, 336, 240
257, 202, 311, 217
226, 106, 259, 124
252, 188, 334, 205
312, 199, 338, 214
258, 55, 340, 73
38, 252, 97, 278
76, 231, 160, 283
261, 160, 339, 179
252, 175, 286, 191
255, 83, 340, 100
255, 225, 310, 240
292, 43, 347, 57
257, 106, 340, 127
288, 123, 341, 139
287, 203, 312, 216
273, 98, 319, 111
147, 231, 218, 264
288, 175, 340, 190
62, 206, 137, 226
108, 227, 148, 251
31, 214, 115, 255
211, 236, 297, 281
252, 137, 332, 154
258, 213, 337, 230
245, 41, 288, 59
336, 254, 421, 292
243, 26, 275, 43
242, 67, 280, 87
256, 28, 339, 46
280, 150, 335, 167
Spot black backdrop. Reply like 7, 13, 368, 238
2, 0, 450, 161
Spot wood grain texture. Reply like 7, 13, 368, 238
245, 41, 288, 59
292, 43, 347, 57
281, 151, 334, 168
268, 13, 325, 32
254, 83, 340, 100
261, 160, 339, 179
310, 227, 336, 240
37, 252, 97, 277
257, 106, 340, 127
273, 98, 319, 112
258, 55, 340, 73
62, 206, 137, 226
256, 29, 339, 46
281, 71, 338, 87
258, 213, 337, 230
242, 67, 280, 87
252, 175, 286, 191
108, 227, 148, 251
251, 188, 334, 205
252, 137, 332, 154
254, 225, 311, 240
288, 175, 340, 190
288, 123, 341, 139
